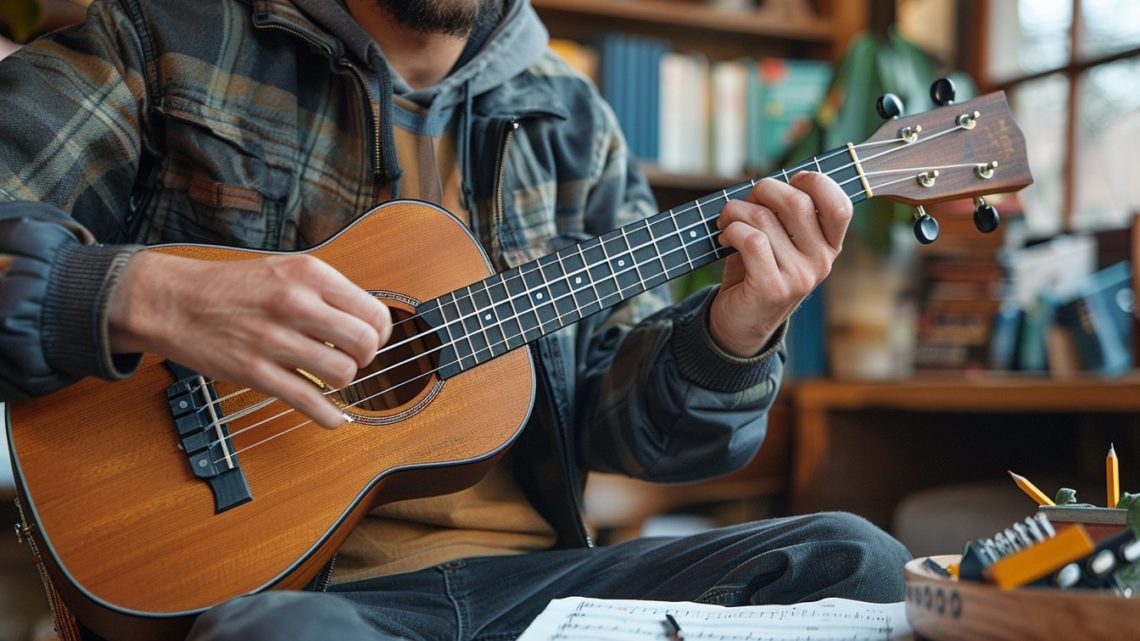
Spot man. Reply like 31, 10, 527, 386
0, 1, 910, 639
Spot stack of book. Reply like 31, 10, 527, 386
913, 198, 1025, 372
549, 35, 832, 177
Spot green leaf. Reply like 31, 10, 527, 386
1055, 488, 1078, 506
1121, 493, 1140, 539
776, 30, 978, 254
0, 0, 42, 43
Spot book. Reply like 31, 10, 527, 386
658, 52, 709, 173
752, 58, 831, 171
785, 287, 827, 378
1052, 261, 1133, 375
549, 38, 599, 83
1006, 236, 1097, 372
711, 60, 748, 177
598, 33, 669, 162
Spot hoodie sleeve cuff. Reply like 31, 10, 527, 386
42, 242, 144, 381
670, 286, 787, 394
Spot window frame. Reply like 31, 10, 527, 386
965, 0, 1140, 231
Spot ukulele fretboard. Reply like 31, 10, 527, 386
419, 144, 870, 378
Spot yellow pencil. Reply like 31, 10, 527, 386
1107, 443, 1120, 508
1008, 470, 1055, 506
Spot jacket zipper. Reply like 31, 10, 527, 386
315, 553, 337, 591
252, 20, 381, 193
540, 351, 596, 549
494, 118, 593, 548
492, 120, 519, 265
344, 63, 384, 182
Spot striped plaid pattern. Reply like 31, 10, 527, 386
0, 0, 783, 548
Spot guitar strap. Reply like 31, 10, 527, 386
13, 495, 85, 641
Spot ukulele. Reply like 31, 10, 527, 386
6, 86, 1032, 641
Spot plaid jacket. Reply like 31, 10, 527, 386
0, 0, 784, 547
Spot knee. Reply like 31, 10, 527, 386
187, 592, 365, 641
809, 512, 911, 563
803, 511, 912, 600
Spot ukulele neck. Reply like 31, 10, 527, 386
420, 143, 870, 378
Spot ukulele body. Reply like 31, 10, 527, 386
6, 200, 536, 641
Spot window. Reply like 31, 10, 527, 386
982, 0, 1140, 235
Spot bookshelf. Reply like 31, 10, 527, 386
789, 373, 1140, 525
532, 0, 833, 43
532, 0, 868, 205
639, 164, 747, 194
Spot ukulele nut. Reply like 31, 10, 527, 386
956, 110, 981, 130
917, 170, 940, 188
975, 161, 998, 180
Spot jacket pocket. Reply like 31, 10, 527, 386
144, 95, 294, 249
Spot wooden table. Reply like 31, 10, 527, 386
789, 374, 1140, 520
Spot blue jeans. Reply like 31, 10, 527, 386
186, 513, 910, 641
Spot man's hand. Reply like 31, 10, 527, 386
709, 172, 853, 357
109, 252, 393, 428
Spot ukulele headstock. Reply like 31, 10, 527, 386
858, 83, 1033, 243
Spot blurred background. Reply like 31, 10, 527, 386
1, 0, 1139, 639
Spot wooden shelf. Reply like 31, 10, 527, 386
532, 0, 833, 43
640, 164, 751, 193
788, 372, 1140, 521
793, 373, 1140, 414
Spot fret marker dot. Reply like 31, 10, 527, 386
575, 277, 582, 285
689, 231, 697, 238
485, 314, 492, 321
536, 292, 543, 300
618, 259, 626, 267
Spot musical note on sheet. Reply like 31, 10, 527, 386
516, 596, 913, 641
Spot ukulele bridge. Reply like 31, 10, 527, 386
164, 361, 252, 513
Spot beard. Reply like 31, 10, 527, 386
374, 0, 503, 37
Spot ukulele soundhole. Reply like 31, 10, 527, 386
334, 306, 441, 414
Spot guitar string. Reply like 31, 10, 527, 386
212, 121, 972, 429
208, 166, 968, 463
190, 136, 911, 411
203, 121, 974, 427
210, 228, 739, 442
194, 123, 971, 420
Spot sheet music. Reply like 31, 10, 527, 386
517, 596, 913, 641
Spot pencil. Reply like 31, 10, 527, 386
1008, 470, 1055, 506
664, 613, 684, 641
1108, 443, 1120, 508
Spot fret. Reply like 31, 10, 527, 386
521, 262, 559, 331
486, 276, 525, 352
813, 155, 823, 173
687, 200, 721, 261
472, 280, 506, 359
439, 293, 475, 371
780, 168, 790, 183
649, 212, 689, 278
812, 150, 862, 203
564, 245, 603, 317
451, 289, 489, 366
618, 226, 650, 292
503, 267, 543, 343
538, 254, 581, 325
665, 209, 696, 271
580, 239, 619, 306
624, 219, 668, 290
601, 232, 640, 297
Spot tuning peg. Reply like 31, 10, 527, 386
930, 77, 956, 106
973, 196, 1000, 233
875, 93, 904, 120
913, 206, 940, 244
